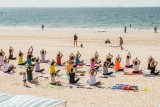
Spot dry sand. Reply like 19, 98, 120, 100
0, 27, 160, 107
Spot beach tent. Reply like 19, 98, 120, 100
0, 92, 67, 107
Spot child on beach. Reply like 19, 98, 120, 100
18, 50, 27, 65
22, 72, 27, 86
56, 51, 63, 66
125, 52, 133, 68
3, 57, 15, 73
103, 61, 113, 75
132, 58, 142, 74
115, 55, 124, 71
150, 60, 159, 75
69, 66, 79, 84
106, 53, 114, 67
34, 58, 44, 72
88, 68, 101, 86
26, 65, 34, 81
8, 46, 16, 60
40, 49, 49, 63
50, 60, 60, 85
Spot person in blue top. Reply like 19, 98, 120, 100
75, 51, 81, 65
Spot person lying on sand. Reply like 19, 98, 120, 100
40, 49, 49, 63
8, 46, 16, 60
18, 50, 27, 66
115, 55, 124, 72
125, 52, 133, 68
106, 53, 114, 67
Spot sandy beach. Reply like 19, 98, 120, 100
0, 27, 160, 107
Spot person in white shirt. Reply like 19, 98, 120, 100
3, 57, 15, 73
125, 52, 133, 68
40, 49, 49, 63
132, 57, 142, 74
88, 68, 101, 86
34, 58, 45, 72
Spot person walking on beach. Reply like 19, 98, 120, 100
42, 24, 45, 30
154, 26, 157, 33
74, 34, 78, 46
124, 26, 127, 33
130, 24, 131, 28
119, 37, 123, 50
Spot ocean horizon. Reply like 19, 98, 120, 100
0, 7, 160, 30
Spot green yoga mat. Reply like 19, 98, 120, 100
47, 83, 55, 88
60, 75, 69, 79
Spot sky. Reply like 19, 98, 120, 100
0, 0, 160, 7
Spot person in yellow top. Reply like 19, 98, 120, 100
18, 50, 27, 65
50, 60, 60, 85
66, 61, 74, 75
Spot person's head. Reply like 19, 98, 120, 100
36, 59, 39, 62
150, 60, 155, 66
74, 34, 76, 36
4, 59, 7, 63
42, 50, 45, 54
22, 72, 26, 75
27, 54, 32, 58
127, 55, 130, 59
57, 54, 60, 57
119, 37, 122, 39
70, 56, 74, 60
70, 68, 74, 73
27, 65, 32, 70
91, 58, 95, 62
51, 60, 55, 66
90, 69, 95, 76
103, 62, 107, 67
116, 57, 120, 62
134, 60, 138, 65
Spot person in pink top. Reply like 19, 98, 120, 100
90, 58, 96, 70
56, 51, 63, 66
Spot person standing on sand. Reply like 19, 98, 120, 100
74, 34, 78, 46
119, 37, 123, 50
42, 24, 45, 30
154, 26, 157, 33
130, 24, 131, 28
124, 26, 127, 33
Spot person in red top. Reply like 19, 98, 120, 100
56, 51, 63, 66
